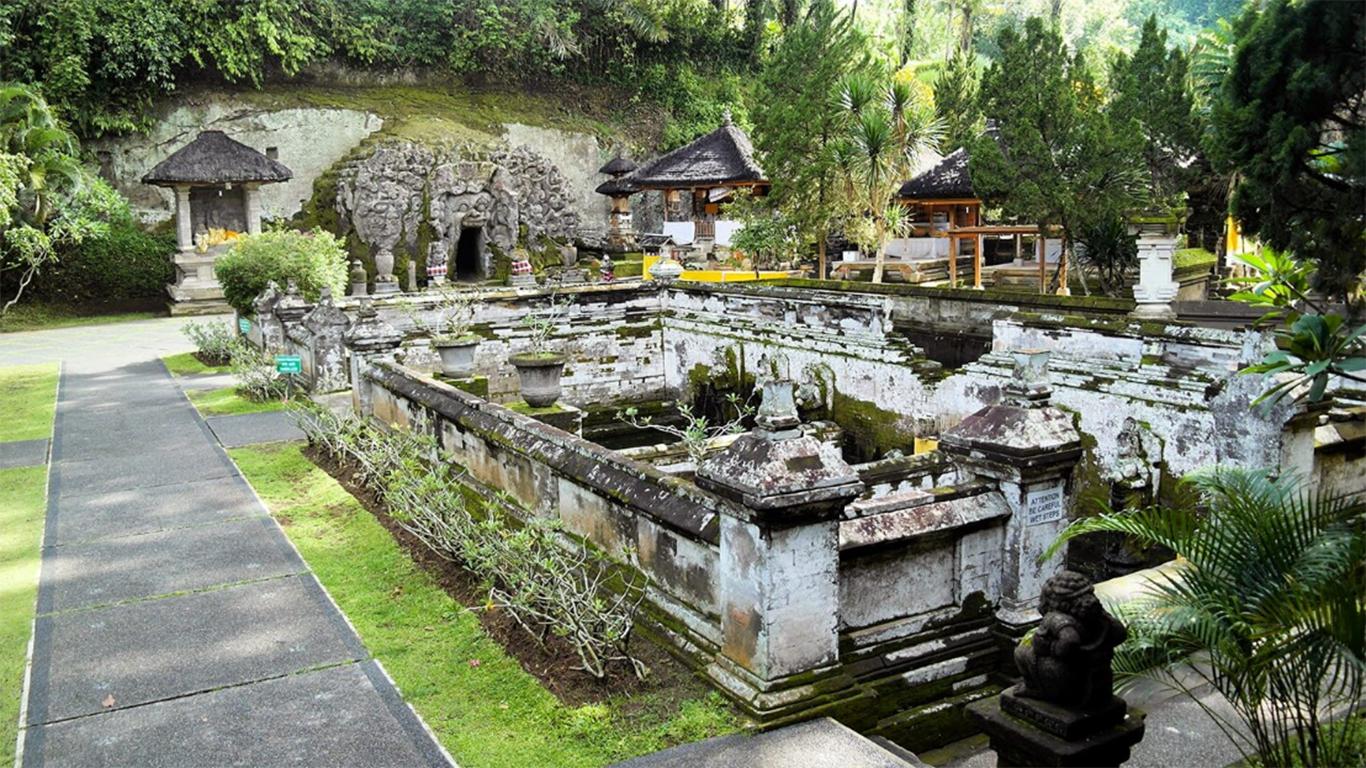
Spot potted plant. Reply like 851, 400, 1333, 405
509, 293, 567, 407
411, 286, 481, 378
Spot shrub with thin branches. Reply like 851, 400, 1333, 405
295, 405, 649, 679
182, 320, 242, 365
1045, 468, 1365, 768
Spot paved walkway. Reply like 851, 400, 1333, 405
6, 317, 450, 767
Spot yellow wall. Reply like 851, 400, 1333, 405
641, 254, 792, 283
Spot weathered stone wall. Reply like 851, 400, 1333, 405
91, 99, 382, 224
335, 141, 580, 277
358, 284, 667, 405
502, 123, 612, 242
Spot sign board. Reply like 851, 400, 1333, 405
1025, 483, 1064, 526
238, 317, 251, 333
274, 355, 303, 375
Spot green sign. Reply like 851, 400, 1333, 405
238, 317, 251, 333
275, 355, 303, 375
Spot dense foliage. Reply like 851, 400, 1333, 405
1208, 0, 1364, 304
968, 17, 1146, 294
215, 229, 348, 314
27, 222, 173, 304
931, 49, 980, 154
0, 0, 752, 141
1047, 468, 1365, 768
0, 84, 127, 314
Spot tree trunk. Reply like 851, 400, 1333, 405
959, 2, 973, 54
872, 221, 888, 284
1050, 0, 1062, 27
818, 237, 827, 280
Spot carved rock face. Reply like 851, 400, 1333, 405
335, 141, 580, 279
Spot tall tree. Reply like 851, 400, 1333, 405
751, 0, 865, 280
969, 17, 1146, 295
898, 0, 917, 65
932, 49, 980, 154
1210, 0, 1365, 304
837, 73, 940, 284
1109, 15, 1200, 207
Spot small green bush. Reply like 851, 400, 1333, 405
27, 222, 174, 303
181, 320, 242, 365
215, 230, 348, 314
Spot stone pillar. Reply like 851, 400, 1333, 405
174, 185, 193, 252
1131, 233, 1179, 320
252, 282, 284, 352
695, 380, 865, 720
344, 298, 403, 417
350, 260, 369, 297
273, 279, 313, 349
302, 287, 352, 393
940, 350, 1082, 641
243, 183, 263, 235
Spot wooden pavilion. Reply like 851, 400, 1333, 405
600, 113, 768, 247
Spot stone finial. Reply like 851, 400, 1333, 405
1006, 348, 1052, 407
344, 297, 403, 352
697, 379, 863, 521
350, 260, 369, 297
302, 286, 349, 335
722, 108, 733, 126
253, 280, 282, 315
274, 279, 312, 323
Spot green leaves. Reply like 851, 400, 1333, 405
1046, 467, 1365, 767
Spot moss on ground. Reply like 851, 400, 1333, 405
186, 386, 292, 417
1173, 247, 1217, 271
162, 352, 232, 377
230, 443, 739, 768
0, 304, 159, 334
0, 363, 57, 765
0, 364, 58, 443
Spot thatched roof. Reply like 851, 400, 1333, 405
626, 117, 765, 189
142, 130, 293, 186
599, 155, 638, 176
898, 147, 974, 200
595, 177, 637, 196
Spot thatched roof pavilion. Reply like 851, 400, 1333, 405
143, 129, 294, 315
626, 114, 766, 191
598, 154, 638, 178
898, 147, 974, 201
143, 130, 292, 187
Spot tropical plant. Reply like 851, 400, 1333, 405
1228, 248, 1365, 404
723, 191, 797, 271
1043, 467, 1365, 768
751, 0, 866, 279
519, 291, 566, 357
836, 71, 941, 283
932, 48, 981, 155
405, 284, 479, 342
214, 229, 348, 315
619, 392, 755, 464
230, 342, 291, 401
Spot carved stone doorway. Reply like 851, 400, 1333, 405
455, 226, 483, 282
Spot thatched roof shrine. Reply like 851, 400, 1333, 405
898, 147, 974, 200
143, 130, 293, 187
598, 155, 638, 177
625, 116, 765, 190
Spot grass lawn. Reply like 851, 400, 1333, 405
162, 352, 232, 377
0, 365, 58, 443
231, 443, 738, 768
187, 386, 291, 416
0, 364, 57, 765
0, 303, 158, 334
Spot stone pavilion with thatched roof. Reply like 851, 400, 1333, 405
143, 130, 293, 314
597, 113, 767, 248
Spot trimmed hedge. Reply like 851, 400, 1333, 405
26, 224, 175, 303
215, 230, 349, 314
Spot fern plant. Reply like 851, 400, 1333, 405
1044, 468, 1365, 767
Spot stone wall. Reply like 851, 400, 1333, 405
91, 98, 382, 223
362, 284, 667, 405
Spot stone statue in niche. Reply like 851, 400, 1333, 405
1013, 570, 1128, 710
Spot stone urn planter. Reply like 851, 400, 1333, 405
649, 257, 685, 284
433, 335, 480, 379
509, 352, 567, 407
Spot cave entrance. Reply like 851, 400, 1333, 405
455, 226, 483, 282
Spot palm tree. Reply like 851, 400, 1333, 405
1044, 468, 1365, 768
838, 73, 939, 283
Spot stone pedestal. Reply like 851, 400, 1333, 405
1131, 234, 1179, 320
344, 299, 404, 417
695, 380, 865, 720
302, 287, 351, 393
940, 350, 1082, 648
967, 687, 1146, 768
510, 400, 584, 436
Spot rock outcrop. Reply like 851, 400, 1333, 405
335, 141, 580, 280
